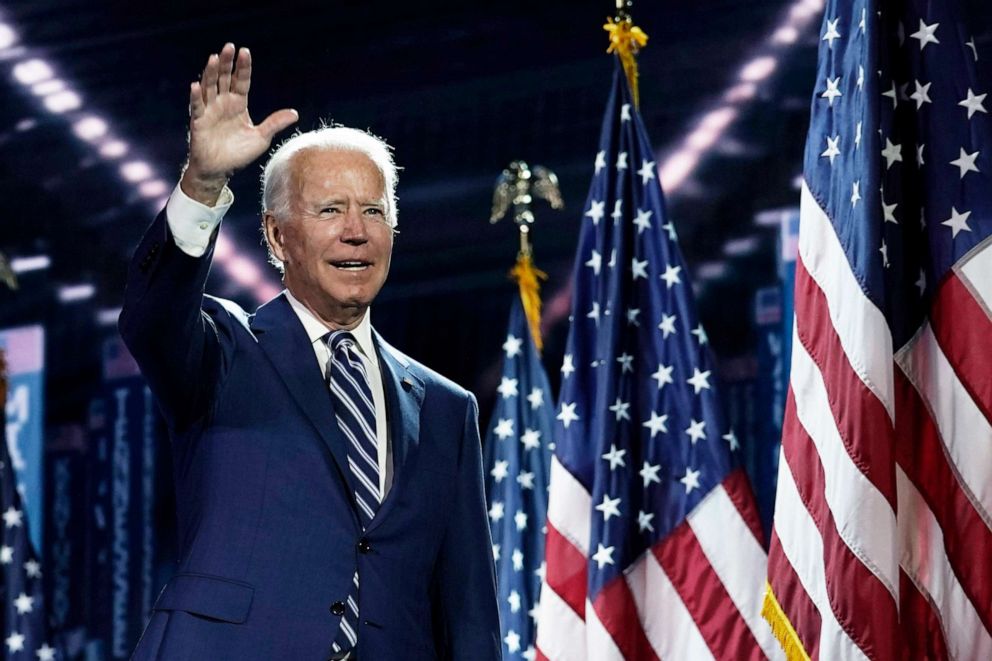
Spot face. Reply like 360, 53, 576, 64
264, 148, 394, 328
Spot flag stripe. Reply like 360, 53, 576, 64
772, 445, 869, 661
896, 468, 992, 659
781, 392, 899, 661
585, 599, 628, 661
653, 519, 764, 661
929, 271, 992, 425
895, 322, 992, 520
719, 468, 766, 546
789, 321, 899, 597
898, 570, 950, 661
625, 551, 715, 661
768, 532, 822, 659
535, 583, 588, 661
797, 183, 895, 418
543, 520, 588, 620
591, 579, 659, 661
546, 456, 591, 555
893, 368, 992, 632
958, 236, 992, 311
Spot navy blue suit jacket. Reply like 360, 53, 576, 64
120, 211, 501, 660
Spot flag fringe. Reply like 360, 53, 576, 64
510, 253, 547, 352
761, 582, 811, 661
603, 17, 648, 107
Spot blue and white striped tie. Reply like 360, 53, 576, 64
326, 330, 380, 657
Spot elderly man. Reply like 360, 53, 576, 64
120, 43, 500, 660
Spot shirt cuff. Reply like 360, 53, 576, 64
165, 183, 235, 257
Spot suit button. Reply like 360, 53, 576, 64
330, 601, 346, 616
357, 538, 372, 554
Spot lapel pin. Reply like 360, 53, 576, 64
401, 377, 413, 391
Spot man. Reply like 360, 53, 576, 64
120, 43, 501, 660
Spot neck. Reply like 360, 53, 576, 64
286, 288, 366, 331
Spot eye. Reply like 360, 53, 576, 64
319, 206, 342, 215
363, 207, 384, 216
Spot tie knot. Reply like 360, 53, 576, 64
325, 330, 358, 354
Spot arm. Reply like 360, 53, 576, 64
434, 393, 502, 660
118, 43, 297, 427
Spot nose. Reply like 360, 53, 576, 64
338, 207, 368, 245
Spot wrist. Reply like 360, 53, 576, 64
180, 164, 229, 207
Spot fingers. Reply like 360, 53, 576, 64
217, 42, 235, 94
201, 52, 219, 104
189, 82, 205, 119
231, 47, 251, 96
257, 108, 299, 141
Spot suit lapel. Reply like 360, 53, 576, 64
250, 294, 356, 519
368, 331, 424, 532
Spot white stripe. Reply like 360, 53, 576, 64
340, 617, 357, 645
585, 599, 626, 661
354, 493, 376, 522
624, 551, 714, 660
687, 484, 782, 660
536, 581, 588, 660
957, 239, 992, 317
330, 381, 377, 441
773, 448, 869, 661
897, 468, 992, 659
895, 324, 992, 526
336, 352, 376, 412
348, 456, 381, 503
547, 456, 592, 556
790, 323, 899, 597
798, 182, 894, 419
353, 573, 360, 587
347, 595, 359, 616
339, 419, 380, 476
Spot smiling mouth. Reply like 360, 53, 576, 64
330, 260, 372, 271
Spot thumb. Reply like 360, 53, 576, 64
258, 108, 299, 141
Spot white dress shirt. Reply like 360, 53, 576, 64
165, 184, 392, 497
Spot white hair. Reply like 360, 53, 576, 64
260, 125, 399, 270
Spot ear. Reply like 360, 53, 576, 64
263, 212, 287, 263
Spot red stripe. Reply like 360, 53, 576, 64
535, 649, 550, 661
793, 257, 897, 508
592, 578, 660, 661
930, 272, 992, 425
544, 520, 588, 620
781, 391, 900, 660
722, 468, 766, 547
899, 570, 949, 661
767, 530, 822, 658
653, 520, 764, 661
893, 367, 992, 633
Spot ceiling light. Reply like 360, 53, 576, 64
138, 180, 168, 198
772, 26, 800, 45
0, 23, 17, 50
73, 115, 108, 141
99, 140, 128, 158
12, 58, 53, 85
15, 118, 36, 132
739, 56, 778, 83
723, 236, 761, 256
43, 90, 81, 113
96, 307, 122, 326
120, 160, 152, 182
696, 261, 728, 280
10, 255, 51, 273
58, 283, 95, 302
31, 79, 64, 96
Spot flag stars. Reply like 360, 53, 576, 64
594, 150, 607, 174
637, 159, 656, 185
882, 199, 898, 224
602, 444, 627, 470
640, 462, 662, 487
916, 144, 925, 166
13, 592, 33, 615
859, 8, 866, 33
959, 89, 988, 119
520, 428, 542, 451
855, 121, 862, 149
916, 270, 927, 296
687, 368, 712, 394
3, 506, 22, 528
631, 257, 649, 280
950, 148, 980, 179
620, 103, 632, 121
494, 418, 514, 440
910, 80, 932, 109
617, 352, 634, 373
821, 134, 841, 164
637, 510, 655, 533
616, 152, 629, 170
37, 644, 56, 661
497, 377, 519, 399
511, 548, 524, 571
514, 510, 528, 531
662, 222, 678, 241
24, 560, 40, 578
723, 430, 740, 451
643, 411, 669, 438
685, 419, 707, 444
561, 354, 575, 378
881, 138, 903, 169
596, 494, 622, 521
882, 81, 899, 108
586, 200, 605, 225
880, 241, 890, 268
557, 402, 579, 428
942, 207, 973, 238
502, 334, 523, 358
0, 545, 11, 564
967, 37, 979, 61
592, 543, 616, 569
850, 181, 861, 208
661, 264, 682, 289
587, 302, 601, 325
489, 500, 505, 522
504, 629, 521, 653
822, 17, 841, 47
680, 467, 702, 494
821, 76, 842, 105
526, 388, 544, 410
586, 249, 602, 275
910, 19, 939, 50
634, 208, 652, 234
651, 363, 674, 389
6, 632, 25, 653
857, 65, 865, 89
692, 324, 708, 345
658, 314, 678, 339
611, 199, 624, 223
627, 308, 641, 326
491, 460, 510, 483
609, 397, 631, 421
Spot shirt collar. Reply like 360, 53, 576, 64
283, 289, 377, 362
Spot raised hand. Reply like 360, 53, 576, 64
181, 43, 298, 205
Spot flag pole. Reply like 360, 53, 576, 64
604, 0, 649, 107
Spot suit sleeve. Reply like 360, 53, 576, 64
434, 392, 503, 660
118, 209, 234, 430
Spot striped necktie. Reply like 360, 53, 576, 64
325, 330, 380, 656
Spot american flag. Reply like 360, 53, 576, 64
1, 353, 58, 661
763, 1, 992, 658
536, 64, 777, 660
484, 296, 555, 660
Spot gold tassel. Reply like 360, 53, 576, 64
603, 17, 649, 107
510, 253, 547, 353
761, 582, 811, 661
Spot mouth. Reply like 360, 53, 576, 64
329, 260, 373, 272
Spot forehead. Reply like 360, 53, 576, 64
290, 148, 386, 198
